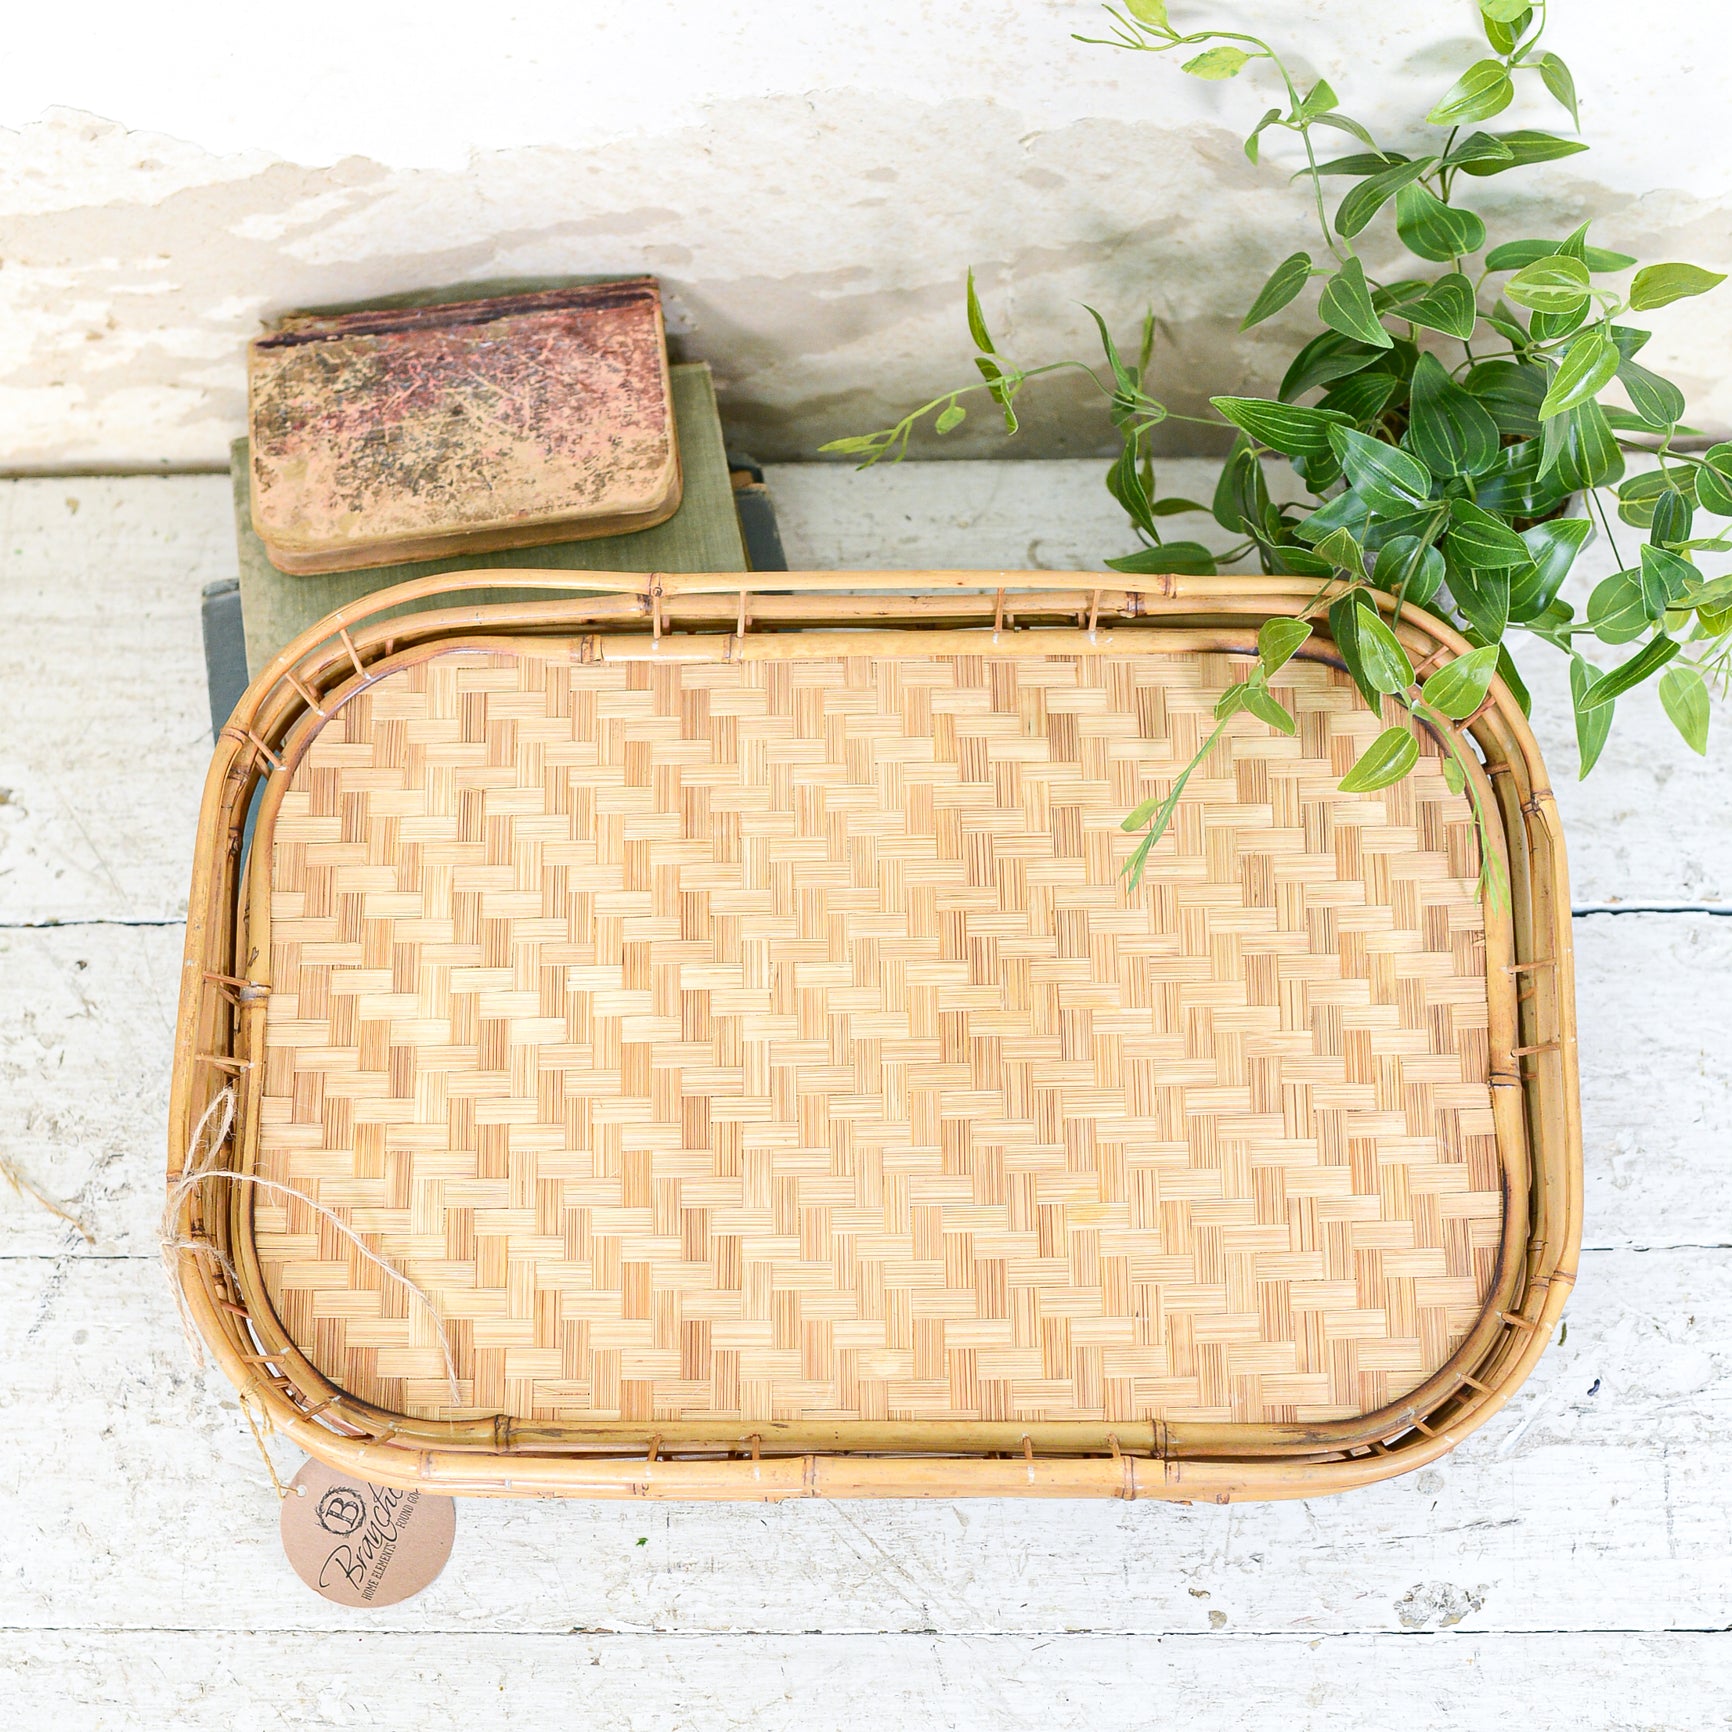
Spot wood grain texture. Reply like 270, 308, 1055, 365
0, 476, 229, 925
253, 646, 1499, 1427
1, 1250, 1728, 1638
2, 1629, 1727, 1731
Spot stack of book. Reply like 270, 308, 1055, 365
203, 279, 783, 732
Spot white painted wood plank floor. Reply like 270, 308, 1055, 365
1, 467, 1726, 1730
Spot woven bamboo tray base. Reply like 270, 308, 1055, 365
257, 637, 1500, 1428
171, 574, 1579, 1499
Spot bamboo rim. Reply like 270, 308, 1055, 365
168, 569, 1580, 1500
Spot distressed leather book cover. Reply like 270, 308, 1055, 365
232, 361, 746, 676
247, 279, 680, 574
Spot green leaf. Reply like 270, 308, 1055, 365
1151, 496, 1211, 517
1463, 360, 1548, 438
1481, 305, 1533, 348
1334, 157, 1437, 238
1455, 130, 1589, 176
1353, 601, 1416, 693
1314, 526, 1367, 575
1210, 396, 1352, 459
1427, 59, 1515, 127
1373, 535, 1445, 606
1539, 330, 1619, 420
1307, 110, 1381, 150
1327, 426, 1433, 514
1125, 0, 1171, 24
1570, 654, 1614, 777
1243, 107, 1284, 164
1445, 542, 1512, 642
1510, 517, 1593, 621
1119, 826, 1160, 888
1406, 352, 1500, 477
1298, 488, 1372, 546
1328, 592, 1384, 713
1487, 237, 1635, 273
1536, 52, 1579, 128
1122, 791, 1163, 832
1105, 439, 1157, 538
1658, 665, 1711, 755
1215, 681, 1251, 721
1279, 329, 1385, 400
1447, 498, 1533, 566
1211, 435, 1259, 531
1258, 617, 1312, 676
1316, 370, 1400, 427
1588, 570, 1657, 644
1104, 541, 1218, 577
1540, 400, 1624, 492
1363, 505, 1447, 550
1681, 573, 1732, 608
1085, 305, 1144, 421
1495, 644, 1532, 717
1395, 183, 1487, 262
1617, 467, 1697, 529
1617, 359, 1686, 431
1472, 437, 1570, 520
1579, 634, 1680, 710
974, 353, 1019, 432
1243, 684, 1298, 735
1183, 45, 1250, 79
1650, 488, 1694, 551
1391, 272, 1477, 340
1695, 445, 1732, 517
1421, 644, 1502, 719
1442, 755, 1468, 795
1505, 254, 1591, 313
1443, 131, 1516, 171
1339, 726, 1421, 792
965, 269, 995, 354
1317, 258, 1393, 349
1478, 0, 1531, 22
934, 403, 965, 434
1313, 151, 1406, 177
1266, 543, 1335, 579
1530, 305, 1591, 346
1241, 252, 1313, 330
1482, 10, 1531, 53
1629, 263, 1728, 311
1640, 542, 1695, 610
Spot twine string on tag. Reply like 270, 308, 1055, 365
237, 1388, 296, 1501
162, 1084, 463, 1406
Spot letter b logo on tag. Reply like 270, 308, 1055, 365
280, 1457, 455, 1607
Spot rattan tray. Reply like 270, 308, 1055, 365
168, 571, 1580, 1500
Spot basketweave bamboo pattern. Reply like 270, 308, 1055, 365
170, 572, 1580, 1501
255, 647, 1501, 1429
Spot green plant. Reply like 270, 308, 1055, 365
824, 0, 1728, 899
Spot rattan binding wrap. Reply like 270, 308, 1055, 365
170, 571, 1580, 1500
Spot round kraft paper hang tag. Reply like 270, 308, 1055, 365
280, 1457, 456, 1607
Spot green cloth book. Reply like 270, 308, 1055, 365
232, 360, 746, 674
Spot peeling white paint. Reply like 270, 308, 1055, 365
0, 4, 1728, 465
